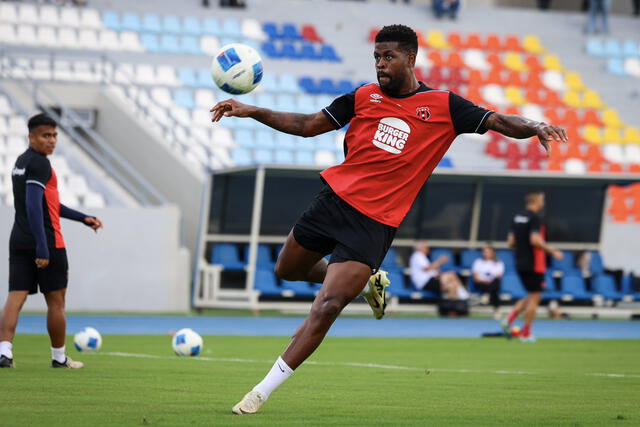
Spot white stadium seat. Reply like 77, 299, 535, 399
192, 109, 212, 126
60, 8, 80, 28
0, 117, 7, 134
114, 63, 134, 84
0, 24, 16, 44
0, 3, 18, 23
155, 65, 180, 86
98, 30, 120, 50
464, 49, 490, 71
39, 6, 59, 26
32, 58, 52, 81
135, 64, 157, 85
482, 84, 507, 106
241, 18, 266, 41
120, 31, 143, 52
212, 127, 234, 148
625, 145, 640, 164
58, 28, 79, 49
521, 105, 544, 123
16, 25, 37, 46
78, 29, 99, 50
151, 87, 173, 107
67, 175, 89, 196
315, 150, 336, 166
542, 70, 566, 92
49, 155, 71, 177
173, 107, 192, 127
564, 158, 586, 174
0, 96, 10, 115
36, 26, 58, 48
7, 135, 26, 152
195, 89, 216, 108
200, 36, 219, 56
602, 144, 625, 164
624, 58, 640, 78
80, 9, 103, 30
74, 61, 98, 83
59, 192, 80, 208
18, 4, 38, 25
53, 60, 74, 81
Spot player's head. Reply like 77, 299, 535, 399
525, 190, 545, 212
414, 240, 429, 254
482, 243, 496, 261
28, 113, 57, 156
374, 25, 418, 95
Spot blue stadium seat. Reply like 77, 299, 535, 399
255, 130, 275, 149
319, 44, 340, 62
589, 251, 605, 276
585, 38, 605, 56
604, 39, 623, 57
181, 36, 201, 55
254, 149, 274, 164
254, 269, 282, 297
431, 248, 456, 272
460, 249, 481, 270
259, 74, 279, 92
278, 73, 301, 93
202, 17, 222, 37
275, 94, 296, 111
231, 148, 252, 165
592, 274, 622, 301
262, 22, 279, 40
274, 150, 295, 164
315, 133, 335, 151
300, 43, 320, 60
222, 18, 242, 38
607, 58, 627, 76
622, 40, 639, 57
211, 243, 245, 270
296, 95, 316, 113
386, 271, 413, 298
318, 78, 337, 95
560, 275, 591, 301
438, 157, 453, 168
183, 16, 202, 36
275, 133, 297, 150
381, 248, 403, 273
244, 244, 274, 270
256, 93, 276, 110
142, 14, 162, 33
174, 89, 195, 109
121, 12, 141, 32
295, 151, 314, 165
500, 273, 527, 300
281, 42, 302, 60
234, 130, 254, 148
163, 15, 182, 35
496, 250, 516, 273
281, 22, 302, 40
542, 273, 562, 300
621, 274, 640, 301
551, 251, 578, 276
260, 41, 281, 59
196, 68, 213, 87
177, 68, 198, 87
160, 35, 181, 54
298, 76, 320, 94
280, 280, 318, 297
335, 79, 354, 94
102, 11, 121, 31
140, 34, 161, 53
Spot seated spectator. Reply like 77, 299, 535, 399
432, 0, 460, 20
409, 241, 469, 300
472, 244, 504, 319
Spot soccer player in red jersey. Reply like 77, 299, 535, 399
211, 25, 567, 414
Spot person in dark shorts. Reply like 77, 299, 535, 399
504, 191, 563, 342
0, 113, 103, 369
211, 25, 567, 414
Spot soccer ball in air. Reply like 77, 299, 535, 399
172, 328, 203, 357
211, 43, 263, 95
74, 327, 102, 352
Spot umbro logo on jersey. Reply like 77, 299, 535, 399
416, 106, 431, 121
11, 167, 25, 176
370, 93, 383, 103
514, 215, 530, 223
372, 117, 410, 155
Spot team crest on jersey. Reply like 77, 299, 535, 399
416, 106, 431, 121
372, 117, 410, 155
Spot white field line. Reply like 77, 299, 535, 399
97, 352, 638, 379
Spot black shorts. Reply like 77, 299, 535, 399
9, 248, 69, 294
424, 277, 441, 293
292, 184, 396, 272
518, 270, 544, 293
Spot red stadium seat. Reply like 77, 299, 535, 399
527, 158, 543, 170
504, 35, 523, 52
525, 141, 547, 160
485, 138, 503, 157
466, 33, 483, 50
417, 30, 428, 48
301, 24, 323, 43
485, 68, 505, 85
583, 109, 603, 126
448, 67, 467, 85
414, 67, 427, 82
506, 158, 521, 170
505, 70, 525, 87
446, 51, 464, 68
427, 50, 445, 67
562, 109, 581, 128
447, 32, 463, 49
526, 87, 544, 104
486, 53, 503, 70
427, 67, 444, 86
486, 33, 502, 51
368, 28, 379, 42
505, 142, 523, 160
608, 163, 624, 174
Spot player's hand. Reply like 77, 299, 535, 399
551, 250, 564, 260
535, 123, 568, 154
210, 99, 254, 122
35, 258, 49, 269
437, 255, 449, 264
84, 217, 103, 233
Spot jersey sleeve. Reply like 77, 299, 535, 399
26, 155, 51, 189
322, 91, 356, 129
449, 92, 494, 135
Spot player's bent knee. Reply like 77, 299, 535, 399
274, 262, 300, 281
311, 295, 345, 320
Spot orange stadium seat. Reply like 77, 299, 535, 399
630, 191, 640, 222
562, 109, 581, 128
548, 157, 563, 171
504, 35, 523, 52
448, 67, 467, 85
526, 87, 544, 104
506, 158, 521, 170
525, 55, 544, 72
583, 109, 603, 126
466, 85, 485, 104
468, 69, 483, 86
526, 70, 544, 89
607, 186, 630, 222
565, 126, 581, 143
428, 50, 445, 67
585, 144, 606, 163
505, 142, 523, 160
526, 141, 547, 160
486, 33, 501, 51
447, 32, 463, 49
485, 138, 502, 157
466, 33, 483, 50
542, 90, 563, 108
504, 105, 520, 115
527, 158, 543, 170
630, 164, 640, 174
417, 30, 428, 48
486, 53, 503, 70
505, 70, 524, 87
427, 67, 444, 86
485, 68, 505, 85
446, 51, 464, 68
368, 28, 378, 42
608, 162, 624, 173
543, 107, 561, 124
564, 141, 584, 160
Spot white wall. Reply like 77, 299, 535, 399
0, 206, 190, 312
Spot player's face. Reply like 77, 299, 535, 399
374, 42, 414, 94
29, 125, 57, 156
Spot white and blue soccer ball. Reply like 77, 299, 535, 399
211, 43, 263, 95
73, 327, 102, 352
172, 328, 203, 357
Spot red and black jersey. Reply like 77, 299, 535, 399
10, 148, 65, 249
510, 209, 546, 273
320, 82, 493, 227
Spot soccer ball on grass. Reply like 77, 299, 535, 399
172, 328, 203, 357
74, 327, 102, 352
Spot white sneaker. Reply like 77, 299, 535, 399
231, 391, 266, 415
519, 335, 537, 343
51, 357, 84, 369
362, 270, 390, 320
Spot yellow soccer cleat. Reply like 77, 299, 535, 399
231, 391, 266, 415
363, 269, 390, 320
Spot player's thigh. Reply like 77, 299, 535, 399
2, 290, 29, 312
9, 249, 38, 295
315, 260, 372, 304
38, 249, 69, 295
276, 231, 327, 275
43, 287, 67, 308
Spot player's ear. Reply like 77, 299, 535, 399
407, 51, 416, 68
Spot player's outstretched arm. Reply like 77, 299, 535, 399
485, 113, 567, 154
210, 99, 335, 137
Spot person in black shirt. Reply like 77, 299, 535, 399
503, 190, 562, 342
0, 113, 103, 369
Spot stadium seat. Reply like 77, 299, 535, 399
550, 251, 577, 276
280, 280, 318, 298
319, 44, 340, 62
275, 133, 297, 150
174, 89, 195, 110
560, 275, 592, 301
141, 14, 161, 33
222, 18, 242, 38
254, 130, 275, 149
120, 12, 141, 32
386, 271, 414, 298
592, 274, 622, 301
181, 36, 201, 55
177, 68, 198, 87
523, 34, 544, 54
295, 151, 314, 165
621, 274, 640, 301
163, 15, 182, 35
254, 149, 274, 164
380, 248, 403, 274
202, 17, 222, 37
500, 273, 527, 300
211, 243, 245, 270
542, 273, 562, 300
460, 249, 481, 271
586, 38, 605, 56
274, 150, 295, 164
277, 73, 300, 93
254, 269, 282, 297
160, 35, 181, 54
260, 41, 281, 59
496, 250, 516, 273
301, 24, 323, 43
430, 248, 456, 272
140, 33, 160, 53
300, 43, 320, 60
281, 22, 301, 40
606, 58, 627, 76
281, 42, 302, 60
243, 244, 275, 270
119, 31, 143, 52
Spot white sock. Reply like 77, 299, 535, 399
457, 286, 470, 300
0, 341, 12, 359
51, 346, 66, 363
252, 356, 294, 401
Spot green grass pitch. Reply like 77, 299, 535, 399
2, 335, 639, 426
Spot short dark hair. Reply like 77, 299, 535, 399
525, 190, 544, 205
27, 113, 57, 132
375, 24, 418, 55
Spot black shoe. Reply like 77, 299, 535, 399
51, 357, 84, 369
0, 355, 15, 368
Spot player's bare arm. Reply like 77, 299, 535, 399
530, 232, 563, 260
507, 232, 516, 249
210, 99, 335, 137
485, 113, 568, 153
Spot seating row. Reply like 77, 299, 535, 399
0, 3, 102, 29
586, 38, 640, 58
607, 184, 640, 223
261, 41, 341, 62
231, 148, 341, 166
606, 58, 640, 78
262, 22, 323, 43
298, 77, 367, 95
